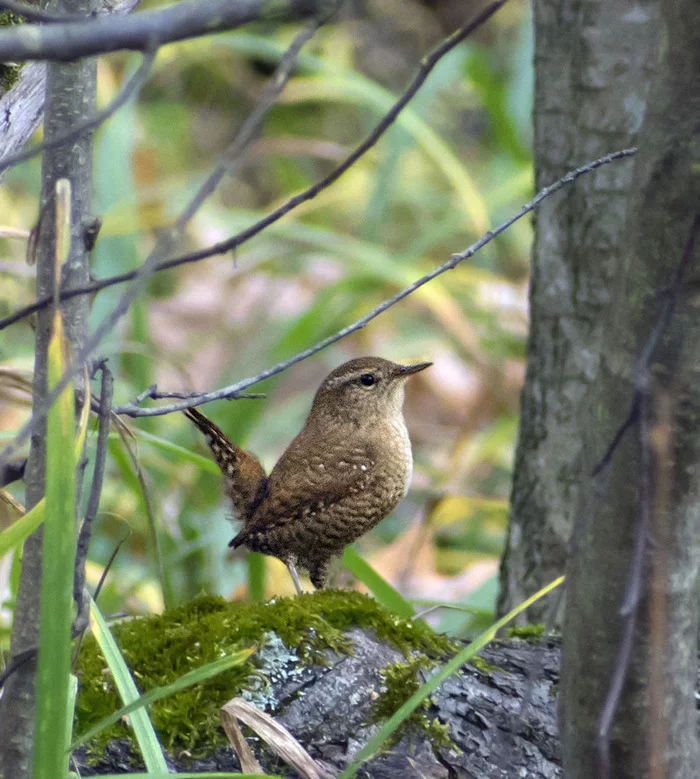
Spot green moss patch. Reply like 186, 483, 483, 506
75, 591, 452, 757
0, 12, 22, 92
505, 623, 546, 639
0, 11, 22, 26
372, 657, 453, 750
468, 655, 504, 675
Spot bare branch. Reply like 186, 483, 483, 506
0, 0, 321, 62
73, 361, 113, 623
0, 48, 155, 176
0, 0, 510, 332
113, 147, 638, 418
595, 389, 652, 779
135, 387, 264, 402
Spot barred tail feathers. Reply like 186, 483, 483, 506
183, 407, 266, 522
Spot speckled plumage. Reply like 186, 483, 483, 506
184, 356, 430, 591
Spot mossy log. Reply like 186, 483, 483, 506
72, 592, 564, 778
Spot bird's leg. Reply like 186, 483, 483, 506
286, 560, 303, 596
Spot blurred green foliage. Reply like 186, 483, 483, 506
0, 0, 533, 639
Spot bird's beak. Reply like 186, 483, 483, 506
397, 361, 432, 376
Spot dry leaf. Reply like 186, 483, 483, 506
221, 696, 335, 779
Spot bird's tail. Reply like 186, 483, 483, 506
183, 407, 267, 523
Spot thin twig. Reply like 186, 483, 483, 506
0, 48, 157, 177
595, 392, 652, 779
113, 147, 638, 418
591, 399, 639, 476
0, 0, 510, 333
71, 527, 132, 672
73, 362, 113, 623
0, 647, 35, 690
93, 530, 131, 604
138, 388, 265, 402
114, 417, 171, 607
0, 457, 26, 488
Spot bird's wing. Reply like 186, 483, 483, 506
229, 432, 376, 548
183, 407, 267, 521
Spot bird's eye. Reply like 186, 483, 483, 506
359, 373, 376, 387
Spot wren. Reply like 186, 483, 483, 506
184, 356, 431, 594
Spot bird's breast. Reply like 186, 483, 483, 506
386, 416, 413, 497
360, 415, 412, 508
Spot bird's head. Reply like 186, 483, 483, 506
307, 356, 431, 426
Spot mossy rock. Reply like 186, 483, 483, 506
75, 591, 453, 759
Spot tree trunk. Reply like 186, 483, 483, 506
498, 0, 660, 621
559, 0, 700, 774
0, 1, 99, 775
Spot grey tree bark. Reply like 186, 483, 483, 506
0, 1, 99, 776
560, 0, 700, 774
497, 0, 660, 621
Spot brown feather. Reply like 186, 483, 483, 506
183, 407, 266, 523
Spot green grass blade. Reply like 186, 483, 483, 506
338, 575, 566, 778
85, 773, 275, 778
65, 675, 78, 755
247, 552, 266, 602
87, 596, 168, 773
33, 297, 77, 778
1, 379, 90, 561
110, 430, 172, 609
342, 547, 415, 619
0, 501, 45, 558
73, 646, 255, 749
133, 429, 220, 474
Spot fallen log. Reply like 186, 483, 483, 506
73, 592, 564, 778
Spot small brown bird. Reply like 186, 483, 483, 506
184, 356, 430, 593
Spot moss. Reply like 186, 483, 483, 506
505, 623, 546, 639
468, 655, 504, 675
0, 12, 22, 92
0, 11, 22, 26
372, 657, 454, 751
75, 591, 452, 758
